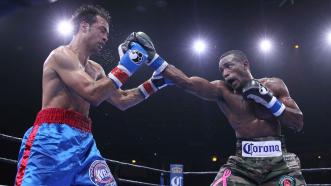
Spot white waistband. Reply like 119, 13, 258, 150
241, 140, 282, 157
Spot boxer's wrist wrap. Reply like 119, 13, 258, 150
267, 96, 286, 117
108, 65, 131, 88
146, 53, 168, 74
138, 80, 158, 99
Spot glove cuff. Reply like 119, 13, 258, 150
146, 53, 168, 74
268, 97, 286, 117
108, 65, 132, 88
138, 80, 158, 99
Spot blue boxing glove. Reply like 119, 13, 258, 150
108, 42, 148, 88
120, 32, 169, 74
242, 79, 286, 117
138, 72, 173, 99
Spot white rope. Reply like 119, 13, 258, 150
1, 132, 331, 185
118, 178, 167, 186
0, 133, 22, 142
0, 157, 18, 165
302, 168, 331, 172
183, 171, 218, 175
105, 158, 170, 173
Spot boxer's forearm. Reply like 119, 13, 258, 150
107, 88, 145, 111
278, 97, 304, 132
162, 65, 190, 86
278, 107, 303, 132
162, 65, 221, 101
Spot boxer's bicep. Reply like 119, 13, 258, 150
278, 87, 301, 112
271, 78, 303, 131
271, 78, 302, 113
184, 77, 222, 101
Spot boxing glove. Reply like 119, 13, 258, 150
242, 79, 285, 117
120, 32, 168, 74
108, 42, 148, 88
138, 72, 173, 99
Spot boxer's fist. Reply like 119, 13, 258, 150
120, 32, 156, 61
150, 72, 173, 89
121, 31, 168, 74
242, 79, 285, 117
138, 72, 173, 99
242, 80, 273, 105
108, 42, 148, 88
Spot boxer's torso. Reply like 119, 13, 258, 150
42, 46, 102, 117
215, 78, 281, 138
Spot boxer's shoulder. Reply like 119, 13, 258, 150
54, 46, 77, 61
211, 80, 233, 94
257, 77, 287, 97
45, 46, 81, 70
45, 46, 70, 64
258, 77, 283, 85
211, 80, 227, 88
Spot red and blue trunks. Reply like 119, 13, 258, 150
15, 108, 117, 186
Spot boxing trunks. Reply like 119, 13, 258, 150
15, 108, 117, 186
211, 136, 306, 186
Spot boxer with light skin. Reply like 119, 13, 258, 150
14, 5, 168, 186
127, 33, 306, 185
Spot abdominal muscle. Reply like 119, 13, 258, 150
216, 90, 281, 138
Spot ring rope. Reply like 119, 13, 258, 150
2, 133, 330, 174
0, 157, 18, 165
0, 133, 22, 142
118, 178, 163, 186
0, 133, 170, 173
1, 156, 330, 186
105, 158, 170, 173
0, 156, 166, 186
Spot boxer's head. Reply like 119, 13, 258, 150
219, 50, 252, 90
71, 5, 111, 53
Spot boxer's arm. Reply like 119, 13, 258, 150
95, 67, 145, 110
49, 52, 117, 106
162, 65, 223, 101
87, 61, 146, 110
106, 88, 145, 111
269, 78, 304, 132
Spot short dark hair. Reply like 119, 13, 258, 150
71, 4, 111, 34
219, 50, 248, 63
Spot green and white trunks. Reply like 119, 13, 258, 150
211, 136, 306, 186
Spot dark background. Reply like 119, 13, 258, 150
1, 0, 331, 185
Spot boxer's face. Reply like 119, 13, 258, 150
85, 15, 109, 53
219, 54, 249, 90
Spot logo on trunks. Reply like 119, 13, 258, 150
89, 160, 117, 186
278, 175, 295, 186
242, 140, 282, 157
129, 50, 144, 64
